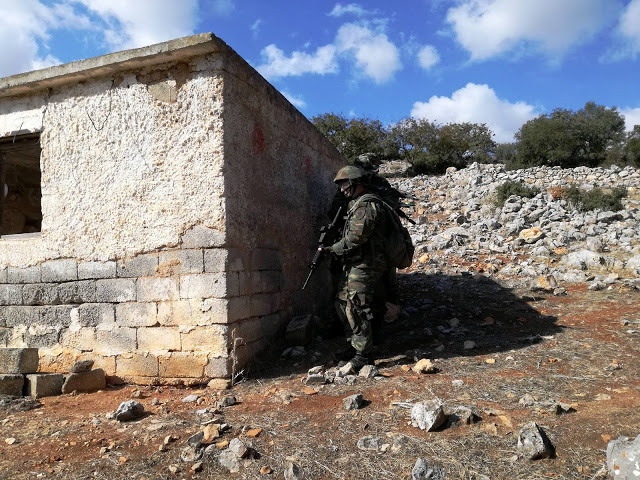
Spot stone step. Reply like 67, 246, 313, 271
0, 348, 39, 374
25, 373, 64, 398
0, 374, 24, 396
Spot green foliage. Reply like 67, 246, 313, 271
388, 118, 496, 175
494, 180, 541, 207
311, 113, 386, 162
515, 102, 625, 168
565, 185, 628, 212
495, 143, 518, 167
625, 125, 640, 166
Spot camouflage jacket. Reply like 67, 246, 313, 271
328, 192, 388, 271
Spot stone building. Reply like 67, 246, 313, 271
0, 33, 342, 386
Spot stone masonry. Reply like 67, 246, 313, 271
0, 34, 343, 384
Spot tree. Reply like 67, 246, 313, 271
383, 117, 437, 165
417, 122, 495, 174
311, 113, 386, 162
494, 143, 518, 167
515, 102, 626, 168
625, 125, 640, 166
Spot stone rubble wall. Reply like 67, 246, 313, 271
390, 162, 640, 287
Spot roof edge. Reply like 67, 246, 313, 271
0, 33, 226, 99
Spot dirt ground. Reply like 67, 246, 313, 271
1, 271, 639, 480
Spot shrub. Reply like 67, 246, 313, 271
494, 181, 541, 207
548, 186, 568, 200
566, 186, 627, 212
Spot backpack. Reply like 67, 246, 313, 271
356, 194, 415, 269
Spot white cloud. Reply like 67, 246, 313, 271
328, 3, 372, 17
257, 22, 400, 84
621, 107, 640, 131
0, 0, 94, 77
335, 23, 401, 83
257, 44, 338, 78
76, 0, 198, 50
446, 0, 616, 61
411, 83, 538, 143
616, 0, 640, 58
281, 90, 307, 109
251, 19, 263, 36
417, 45, 440, 70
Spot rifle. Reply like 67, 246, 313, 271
302, 206, 343, 290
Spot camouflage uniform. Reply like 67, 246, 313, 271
328, 192, 388, 354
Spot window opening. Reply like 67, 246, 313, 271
0, 133, 42, 236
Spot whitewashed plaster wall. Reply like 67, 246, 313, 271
0, 58, 226, 268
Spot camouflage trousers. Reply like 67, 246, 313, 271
334, 267, 384, 354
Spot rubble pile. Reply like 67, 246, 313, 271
387, 162, 640, 289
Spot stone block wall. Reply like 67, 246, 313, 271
0, 232, 290, 384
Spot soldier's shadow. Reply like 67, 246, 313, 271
247, 271, 563, 380
374, 271, 563, 365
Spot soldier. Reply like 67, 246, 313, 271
320, 165, 390, 369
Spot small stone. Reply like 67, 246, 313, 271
357, 435, 383, 451
411, 401, 447, 431
5, 437, 17, 445
452, 379, 465, 387
113, 400, 145, 422
150, 398, 160, 406
411, 359, 439, 374
216, 395, 236, 408
187, 432, 205, 449
71, 359, 94, 373
343, 394, 364, 411
553, 402, 576, 415
260, 465, 273, 474
308, 366, 323, 375
246, 428, 263, 438
182, 394, 200, 403
517, 422, 555, 460
412, 458, 445, 480
607, 435, 640, 479
191, 461, 203, 473
228, 438, 249, 458
202, 424, 221, 442
219, 450, 241, 473
180, 445, 203, 463
358, 365, 379, 378
168, 465, 179, 474
463, 340, 476, 350
284, 462, 302, 480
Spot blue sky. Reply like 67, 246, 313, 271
1, 0, 640, 143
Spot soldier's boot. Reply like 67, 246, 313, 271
333, 345, 357, 362
346, 352, 373, 370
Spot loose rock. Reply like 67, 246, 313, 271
517, 422, 555, 460
411, 401, 447, 431
411, 458, 445, 480
343, 394, 364, 411
113, 400, 145, 422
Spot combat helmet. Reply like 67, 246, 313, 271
333, 165, 366, 184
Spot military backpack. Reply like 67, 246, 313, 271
355, 194, 415, 269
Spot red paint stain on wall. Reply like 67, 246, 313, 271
252, 124, 265, 153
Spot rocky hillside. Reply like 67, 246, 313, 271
385, 162, 640, 292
